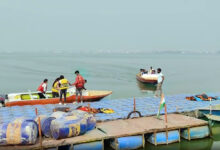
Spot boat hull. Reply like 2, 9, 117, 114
5, 91, 112, 107
136, 74, 157, 84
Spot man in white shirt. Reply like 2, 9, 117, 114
155, 68, 164, 97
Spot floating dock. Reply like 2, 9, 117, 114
1, 93, 220, 124
1, 114, 209, 150
0, 93, 219, 150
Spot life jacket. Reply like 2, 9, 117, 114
98, 108, 115, 114
77, 106, 115, 114
59, 79, 69, 90
37, 82, 46, 93
75, 75, 85, 88
186, 94, 218, 101
78, 106, 89, 112
52, 81, 59, 92
77, 106, 99, 113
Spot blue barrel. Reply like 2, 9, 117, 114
35, 115, 56, 138
181, 126, 210, 140
70, 110, 96, 131
147, 130, 180, 145
50, 115, 87, 140
111, 136, 143, 150
0, 118, 38, 145
73, 141, 103, 150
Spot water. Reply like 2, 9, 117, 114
0, 51, 220, 98
0, 51, 220, 149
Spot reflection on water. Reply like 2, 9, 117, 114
136, 80, 157, 93
211, 123, 220, 141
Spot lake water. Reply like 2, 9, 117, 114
0, 51, 220, 98
0, 51, 220, 150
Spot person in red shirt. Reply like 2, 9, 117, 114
37, 79, 48, 99
72, 70, 85, 104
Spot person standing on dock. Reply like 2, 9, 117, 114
58, 75, 71, 105
155, 68, 164, 97
72, 70, 85, 104
37, 79, 48, 99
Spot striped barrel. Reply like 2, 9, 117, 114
0, 118, 38, 145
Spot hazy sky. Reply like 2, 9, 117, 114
0, 0, 219, 52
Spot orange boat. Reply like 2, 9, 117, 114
136, 73, 158, 84
5, 87, 112, 107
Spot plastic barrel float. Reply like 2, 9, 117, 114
147, 130, 180, 145
70, 110, 96, 131
110, 136, 143, 150
181, 126, 210, 140
35, 115, 56, 138
50, 111, 96, 139
73, 141, 103, 150
0, 118, 38, 145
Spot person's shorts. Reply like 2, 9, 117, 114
76, 88, 83, 95
156, 83, 162, 90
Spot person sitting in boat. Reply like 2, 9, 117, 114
155, 68, 164, 97
151, 69, 156, 74
140, 69, 147, 75
58, 75, 71, 105
51, 77, 60, 98
37, 79, 48, 99
140, 69, 144, 75
148, 66, 153, 74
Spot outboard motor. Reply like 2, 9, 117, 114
0, 94, 6, 107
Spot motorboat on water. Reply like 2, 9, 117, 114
136, 73, 158, 84
3, 87, 112, 107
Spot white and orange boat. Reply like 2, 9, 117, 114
5, 87, 112, 107
136, 73, 158, 84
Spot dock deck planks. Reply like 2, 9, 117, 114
0, 114, 208, 150
96, 114, 207, 138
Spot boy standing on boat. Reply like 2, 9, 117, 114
58, 75, 71, 105
37, 79, 48, 99
72, 70, 85, 104
155, 68, 164, 97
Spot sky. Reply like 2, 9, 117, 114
0, 0, 219, 53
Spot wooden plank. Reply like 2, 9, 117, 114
96, 114, 208, 138
159, 114, 208, 128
